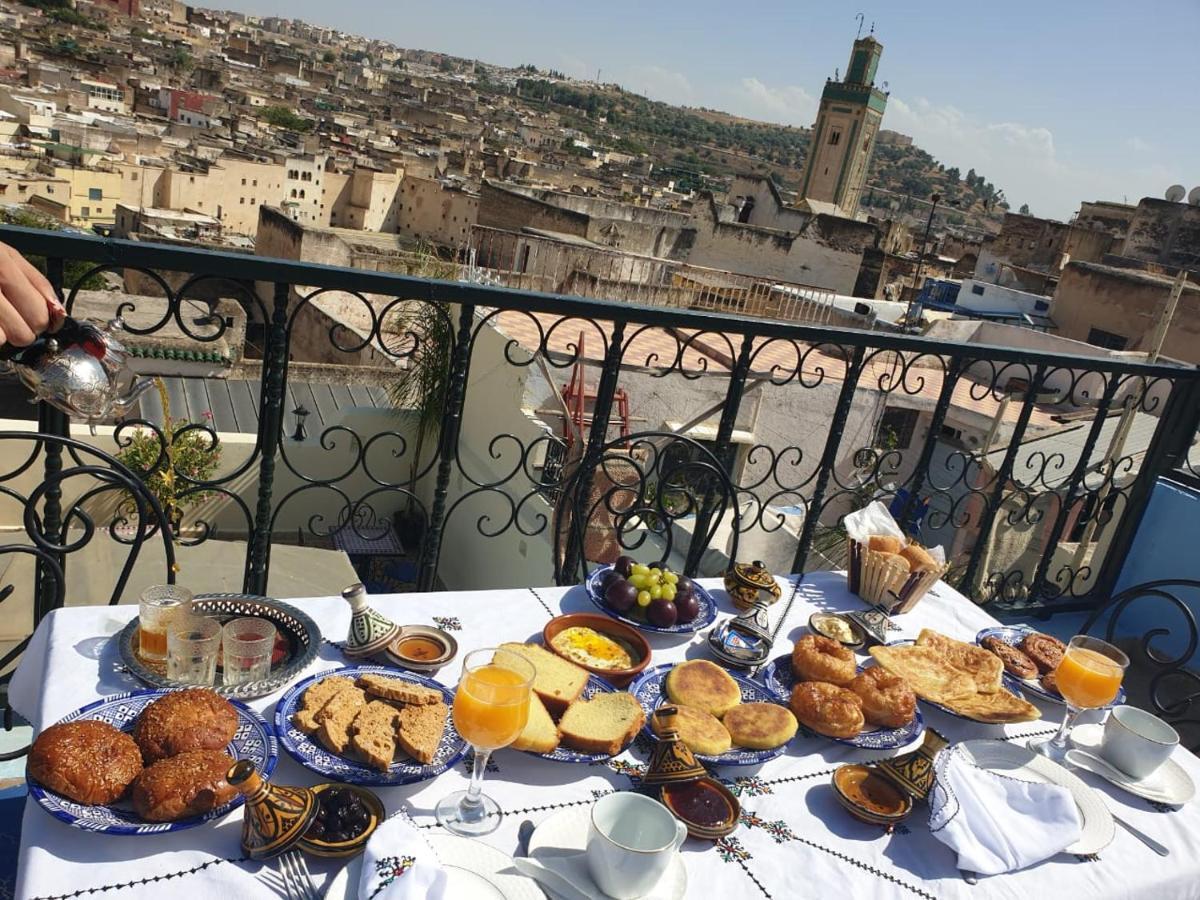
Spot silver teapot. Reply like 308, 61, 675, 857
0, 316, 152, 423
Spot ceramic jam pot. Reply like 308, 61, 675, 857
723, 560, 781, 611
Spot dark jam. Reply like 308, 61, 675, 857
662, 779, 732, 827
394, 636, 444, 662
307, 788, 370, 843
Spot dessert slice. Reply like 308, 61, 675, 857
356, 674, 442, 706
558, 692, 645, 757
396, 700, 449, 765
315, 686, 367, 755
510, 693, 560, 754
350, 701, 401, 772
495, 642, 587, 716
292, 677, 355, 735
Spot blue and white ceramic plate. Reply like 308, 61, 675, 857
29, 688, 276, 835
520, 674, 627, 764
628, 663, 789, 766
760, 655, 925, 750
584, 565, 718, 635
976, 626, 1127, 707
276, 665, 468, 786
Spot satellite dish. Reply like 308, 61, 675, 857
1165, 184, 1186, 202
1189, 186, 1200, 206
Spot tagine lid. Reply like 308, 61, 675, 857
341, 582, 401, 658
727, 560, 779, 593
642, 705, 708, 787
227, 760, 319, 860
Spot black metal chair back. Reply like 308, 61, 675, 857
553, 431, 740, 586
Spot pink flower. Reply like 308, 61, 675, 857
202, 410, 213, 420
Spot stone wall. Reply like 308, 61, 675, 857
1119, 198, 1200, 271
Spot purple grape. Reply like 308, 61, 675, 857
674, 592, 700, 624
614, 555, 636, 578
605, 578, 638, 613
647, 598, 678, 628
601, 570, 623, 593
675, 575, 695, 597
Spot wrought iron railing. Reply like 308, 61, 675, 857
1, 223, 1199, 658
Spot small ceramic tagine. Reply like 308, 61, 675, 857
646, 706, 739, 840
707, 597, 773, 668
845, 606, 895, 646
829, 729, 949, 831
384, 624, 458, 674
227, 760, 319, 860
723, 560, 781, 611
341, 583, 401, 658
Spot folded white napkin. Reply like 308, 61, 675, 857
929, 746, 1082, 876
359, 810, 447, 900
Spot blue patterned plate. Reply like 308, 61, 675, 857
276, 665, 468, 786
29, 688, 276, 835
976, 626, 1127, 708
584, 565, 718, 635
519, 674, 628, 763
760, 655, 925, 750
628, 663, 788, 766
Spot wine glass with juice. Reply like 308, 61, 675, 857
1030, 635, 1128, 762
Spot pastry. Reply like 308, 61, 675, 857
867, 535, 902, 554
791, 634, 857, 686
27, 720, 143, 806
1040, 670, 1059, 694
1020, 633, 1066, 674
396, 700, 448, 764
292, 677, 356, 734
356, 674, 441, 706
511, 693, 560, 754
915, 629, 1004, 693
557, 692, 645, 756
849, 666, 916, 728
981, 636, 1038, 680
899, 544, 937, 572
132, 689, 239, 764
495, 643, 588, 716
130, 749, 237, 822
869, 643, 978, 702
664, 660, 742, 719
651, 704, 732, 756
315, 686, 368, 755
789, 681, 864, 739
350, 701, 401, 772
722, 703, 798, 750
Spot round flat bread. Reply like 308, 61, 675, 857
651, 705, 732, 756
723, 703, 798, 750
665, 660, 743, 719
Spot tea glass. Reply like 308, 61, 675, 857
435, 647, 534, 836
1030, 634, 1128, 763
167, 616, 222, 686
222, 617, 276, 686
137, 584, 194, 663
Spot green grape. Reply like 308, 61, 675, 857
636, 590, 652, 608
632, 563, 650, 577
629, 573, 647, 590
648, 567, 662, 579
664, 571, 679, 584
649, 584, 663, 600
662, 584, 677, 602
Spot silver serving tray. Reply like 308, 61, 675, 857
117, 593, 322, 700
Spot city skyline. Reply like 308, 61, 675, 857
226, 0, 1199, 221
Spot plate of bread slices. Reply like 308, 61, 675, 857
630, 660, 796, 766
499, 642, 646, 762
27, 687, 276, 835
277, 666, 468, 786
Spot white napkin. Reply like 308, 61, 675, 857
844, 500, 907, 543
929, 746, 1082, 876
358, 810, 447, 900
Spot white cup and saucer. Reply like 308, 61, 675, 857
1068, 705, 1194, 806
518, 793, 688, 899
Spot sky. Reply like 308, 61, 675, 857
228, 0, 1200, 221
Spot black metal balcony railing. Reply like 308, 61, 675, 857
2, 224, 1200, 676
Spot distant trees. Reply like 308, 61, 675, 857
262, 106, 312, 132
322, 50, 335, 63
1019, 203, 1031, 215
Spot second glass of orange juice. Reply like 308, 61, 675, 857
1030, 634, 1128, 763
436, 647, 534, 836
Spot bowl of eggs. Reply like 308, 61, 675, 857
542, 613, 652, 687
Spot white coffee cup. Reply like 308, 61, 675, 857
1100, 705, 1179, 779
586, 793, 687, 899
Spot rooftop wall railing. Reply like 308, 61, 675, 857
2, 223, 1199, 678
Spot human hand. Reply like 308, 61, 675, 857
0, 240, 65, 347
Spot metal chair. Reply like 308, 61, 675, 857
1080, 578, 1200, 751
553, 431, 740, 586
0, 431, 177, 759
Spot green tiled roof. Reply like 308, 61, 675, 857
127, 345, 230, 364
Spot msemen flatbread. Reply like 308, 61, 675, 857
949, 688, 1039, 724
915, 629, 1004, 694
868, 644, 978, 703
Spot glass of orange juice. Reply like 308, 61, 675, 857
435, 647, 534, 836
1030, 635, 1128, 763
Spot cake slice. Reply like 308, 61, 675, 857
495, 642, 587, 716
315, 686, 367, 755
558, 692, 646, 757
510, 693, 560, 754
291, 677, 355, 735
357, 674, 441, 706
350, 701, 401, 772
396, 700, 449, 765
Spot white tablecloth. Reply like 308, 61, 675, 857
10, 571, 1200, 900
